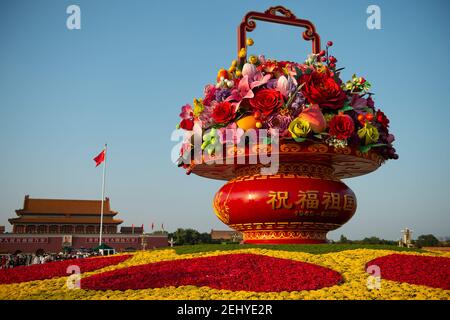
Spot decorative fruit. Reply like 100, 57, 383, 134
357, 114, 365, 123
217, 69, 229, 82
236, 115, 258, 130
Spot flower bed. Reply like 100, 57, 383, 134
0, 254, 131, 285
366, 254, 450, 290
0, 249, 449, 300
81, 253, 342, 292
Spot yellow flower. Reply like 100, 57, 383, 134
288, 117, 311, 139
248, 55, 258, 65
246, 38, 254, 46
193, 98, 204, 117
238, 48, 246, 58
357, 123, 380, 145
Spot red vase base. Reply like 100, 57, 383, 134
242, 230, 327, 245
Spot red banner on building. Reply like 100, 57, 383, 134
0, 237, 48, 244
85, 237, 138, 244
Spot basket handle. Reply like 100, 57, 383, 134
237, 6, 321, 65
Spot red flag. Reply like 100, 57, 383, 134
93, 149, 106, 167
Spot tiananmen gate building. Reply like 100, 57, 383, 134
9, 196, 122, 234
0, 195, 168, 254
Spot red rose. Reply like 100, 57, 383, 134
301, 70, 347, 110
211, 101, 236, 124
328, 114, 355, 140
179, 119, 194, 130
376, 110, 389, 128
249, 89, 284, 116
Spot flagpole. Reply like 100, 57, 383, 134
99, 143, 107, 246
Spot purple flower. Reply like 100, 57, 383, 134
215, 88, 231, 102
290, 92, 306, 117
350, 94, 370, 112
266, 79, 278, 89
266, 114, 293, 137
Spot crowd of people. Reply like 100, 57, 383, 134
0, 251, 100, 269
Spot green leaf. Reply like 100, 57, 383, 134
294, 66, 303, 77
294, 137, 306, 143
359, 145, 372, 153
369, 143, 387, 149
338, 104, 354, 113
359, 143, 387, 153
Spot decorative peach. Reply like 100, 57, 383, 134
298, 104, 327, 133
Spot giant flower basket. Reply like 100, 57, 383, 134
175, 6, 398, 244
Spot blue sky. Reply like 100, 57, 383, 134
0, 0, 449, 240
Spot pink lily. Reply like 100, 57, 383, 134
226, 75, 254, 107
250, 72, 271, 89
242, 63, 271, 89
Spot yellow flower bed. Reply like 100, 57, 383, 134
0, 249, 449, 300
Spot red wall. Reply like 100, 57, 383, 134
0, 234, 168, 254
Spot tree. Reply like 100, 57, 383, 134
361, 236, 382, 244
199, 232, 212, 244
338, 235, 350, 244
168, 228, 212, 245
415, 234, 440, 247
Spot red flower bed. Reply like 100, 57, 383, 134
82, 253, 342, 292
366, 254, 450, 290
0, 255, 131, 285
